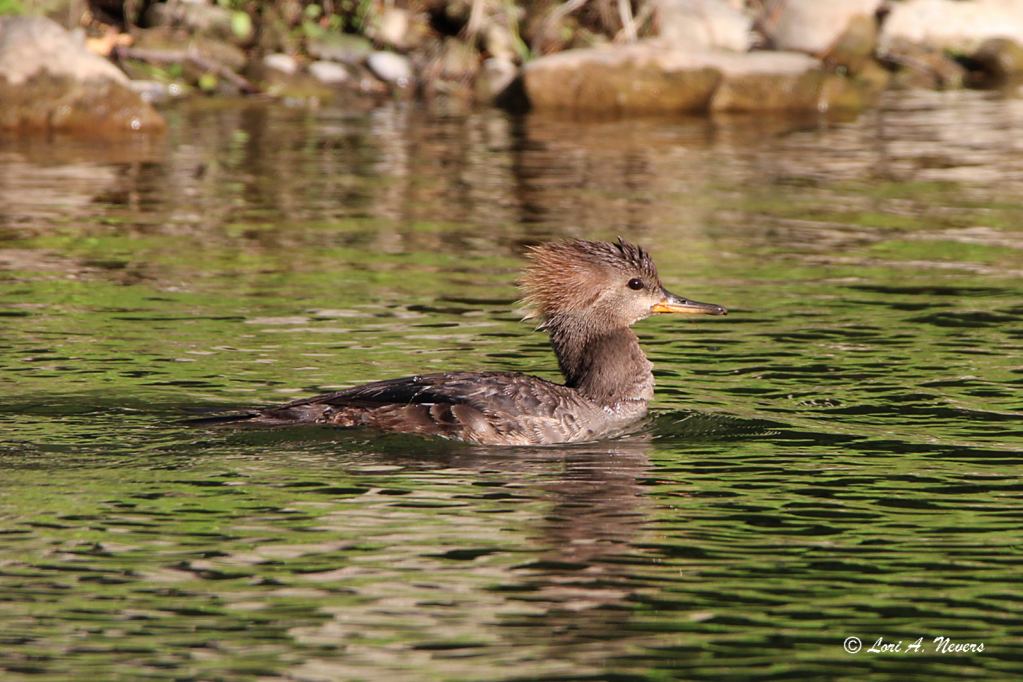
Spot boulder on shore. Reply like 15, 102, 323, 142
521, 41, 866, 114
654, 0, 753, 52
767, 0, 882, 54
765, 0, 881, 75
879, 0, 1023, 54
0, 16, 165, 134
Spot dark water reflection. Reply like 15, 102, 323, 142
2, 89, 1023, 680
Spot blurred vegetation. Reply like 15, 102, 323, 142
0, 0, 668, 62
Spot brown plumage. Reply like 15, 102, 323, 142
189, 238, 727, 445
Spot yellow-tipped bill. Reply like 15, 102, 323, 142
652, 290, 727, 315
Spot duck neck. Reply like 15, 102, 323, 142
546, 316, 654, 406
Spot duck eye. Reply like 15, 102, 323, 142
627, 278, 645, 291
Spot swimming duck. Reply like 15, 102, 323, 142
199, 238, 726, 445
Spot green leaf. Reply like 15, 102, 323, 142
231, 11, 253, 39
198, 73, 218, 91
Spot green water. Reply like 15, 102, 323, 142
2, 91, 1022, 680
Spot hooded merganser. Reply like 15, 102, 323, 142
200, 238, 726, 445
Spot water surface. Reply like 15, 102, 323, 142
2, 90, 1022, 680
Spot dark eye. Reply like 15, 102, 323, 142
627, 278, 644, 291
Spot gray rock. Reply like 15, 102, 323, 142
127, 79, 190, 104
366, 51, 413, 85
308, 60, 350, 85
654, 0, 753, 52
263, 53, 299, 75
130, 28, 246, 72
0, 16, 165, 133
768, 0, 881, 54
880, 0, 1023, 54
307, 33, 373, 64
0, 16, 127, 86
370, 8, 410, 49
820, 14, 878, 75
146, 2, 252, 43
129, 79, 170, 104
191, 35, 247, 72
522, 41, 865, 114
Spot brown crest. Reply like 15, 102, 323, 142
518, 237, 660, 322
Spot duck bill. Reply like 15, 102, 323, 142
652, 290, 727, 316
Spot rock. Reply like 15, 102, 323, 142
264, 53, 299, 76
767, 0, 881, 54
365, 7, 433, 52
760, 0, 881, 74
366, 51, 413, 86
521, 41, 864, 114
0, 17, 126, 86
853, 57, 892, 93
971, 37, 1023, 84
523, 43, 720, 114
134, 28, 247, 72
118, 32, 253, 96
308, 60, 350, 85
438, 37, 479, 81
0, 16, 165, 134
822, 14, 878, 75
129, 79, 171, 104
478, 57, 518, 100
421, 37, 480, 99
128, 79, 189, 103
191, 36, 248, 73
710, 58, 864, 112
307, 33, 373, 65
886, 43, 967, 89
350, 66, 391, 95
370, 8, 410, 49
146, 2, 253, 44
879, 0, 1023, 54
654, 0, 753, 52
249, 56, 335, 100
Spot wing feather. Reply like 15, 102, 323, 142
198, 371, 611, 444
